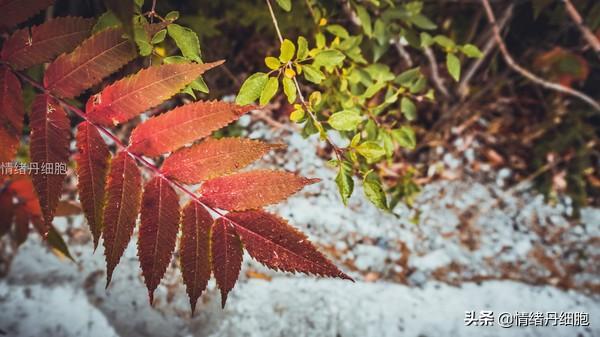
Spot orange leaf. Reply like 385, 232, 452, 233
103, 151, 142, 287
0, 0, 54, 30
161, 138, 283, 184
75, 121, 111, 249
43, 27, 137, 98
228, 210, 351, 280
180, 202, 212, 313
29, 94, 69, 231
1, 16, 94, 70
0, 66, 24, 163
138, 177, 180, 304
7, 176, 42, 218
211, 217, 242, 307
128, 101, 253, 156
199, 170, 320, 211
86, 62, 224, 126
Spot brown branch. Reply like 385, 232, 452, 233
563, 0, 600, 53
423, 45, 449, 97
394, 40, 414, 67
481, 0, 600, 112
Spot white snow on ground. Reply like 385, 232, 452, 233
1, 119, 598, 337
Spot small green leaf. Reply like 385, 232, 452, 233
395, 67, 421, 86
236, 72, 268, 105
336, 161, 354, 205
409, 14, 437, 30
303, 64, 325, 84
265, 56, 281, 70
461, 44, 483, 58
103, 0, 135, 38
315, 32, 326, 49
151, 29, 167, 44
363, 171, 387, 210
93, 11, 121, 33
260, 76, 279, 105
355, 4, 372, 37
165, 10, 179, 21
401, 97, 417, 121
433, 35, 455, 50
356, 141, 385, 163
391, 126, 416, 149
314, 50, 345, 67
275, 0, 292, 12
290, 106, 305, 122
297, 36, 309, 60
167, 24, 202, 62
279, 39, 295, 63
47, 226, 75, 262
282, 77, 297, 104
446, 52, 461, 81
328, 110, 362, 131
325, 24, 350, 39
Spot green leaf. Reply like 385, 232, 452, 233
290, 106, 305, 122
336, 161, 354, 205
400, 97, 417, 121
167, 24, 202, 62
151, 29, 167, 44
282, 77, 297, 104
279, 39, 295, 63
356, 141, 385, 163
461, 44, 483, 58
275, 0, 292, 12
409, 14, 437, 30
260, 76, 279, 105
395, 67, 421, 86
314, 50, 345, 67
265, 56, 281, 70
236, 72, 268, 105
363, 171, 387, 210
302, 64, 325, 84
315, 32, 326, 49
103, 0, 135, 37
297, 36, 309, 60
165, 11, 179, 21
355, 4, 372, 37
446, 52, 461, 81
326, 24, 350, 39
93, 11, 121, 33
391, 126, 416, 149
328, 110, 362, 131
47, 226, 75, 262
434, 35, 455, 50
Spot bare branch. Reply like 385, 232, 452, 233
423, 45, 449, 98
481, 0, 600, 112
563, 0, 600, 53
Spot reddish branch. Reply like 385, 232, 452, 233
481, 0, 600, 112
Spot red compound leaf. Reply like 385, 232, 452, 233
75, 121, 111, 249
1, 16, 94, 70
199, 170, 320, 211
211, 217, 242, 307
138, 177, 180, 304
228, 210, 352, 280
43, 27, 137, 98
29, 94, 70, 231
86, 62, 224, 126
103, 151, 142, 287
161, 138, 283, 184
180, 202, 212, 313
0, 66, 24, 163
128, 100, 253, 156
0, 0, 54, 30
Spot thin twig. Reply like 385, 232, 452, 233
458, 4, 513, 97
394, 40, 414, 67
481, 0, 600, 112
563, 0, 600, 53
423, 45, 449, 97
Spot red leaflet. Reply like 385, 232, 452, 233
129, 101, 253, 156
7, 176, 42, 218
1, 17, 94, 70
29, 94, 70, 229
199, 170, 320, 211
138, 177, 180, 304
75, 122, 111, 249
0, 0, 54, 29
162, 138, 283, 184
180, 202, 212, 313
228, 210, 352, 280
211, 217, 242, 307
86, 62, 224, 126
103, 151, 142, 286
43, 27, 137, 98
0, 66, 24, 163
